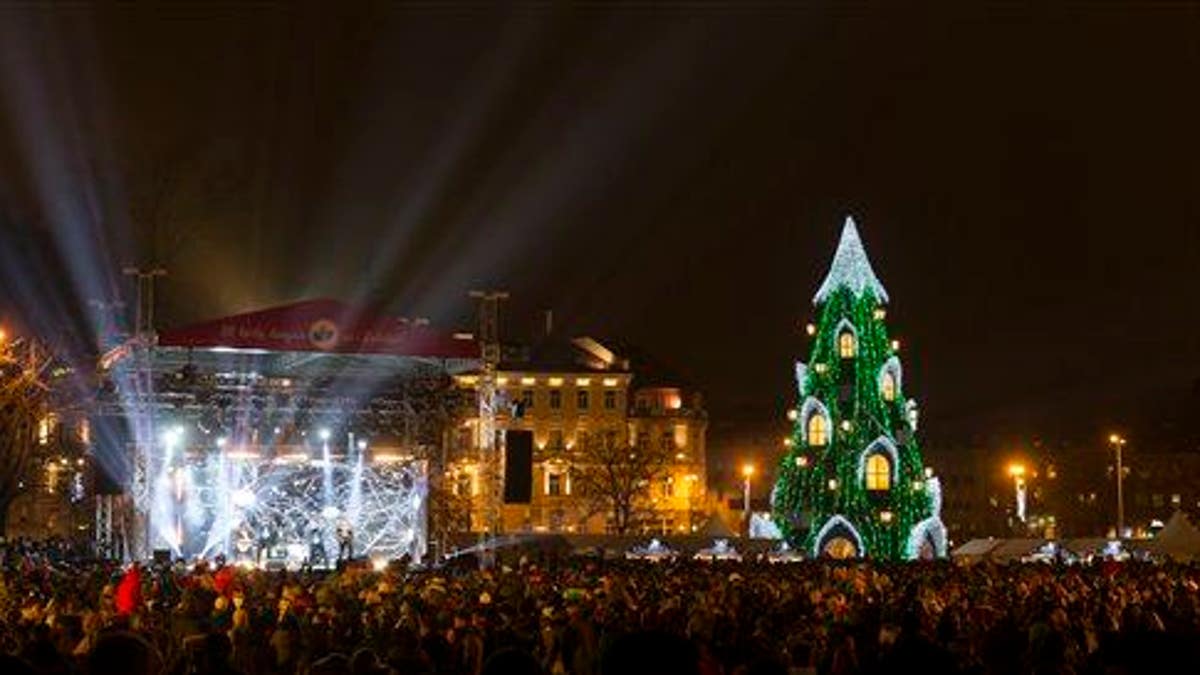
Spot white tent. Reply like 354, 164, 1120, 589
951, 538, 1001, 561
1144, 511, 1200, 562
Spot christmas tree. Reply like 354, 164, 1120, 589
772, 217, 946, 560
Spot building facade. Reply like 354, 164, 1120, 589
446, 337, 708, 535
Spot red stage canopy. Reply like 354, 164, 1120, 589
157, 298, 477, 359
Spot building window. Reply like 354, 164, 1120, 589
549, 390, 561, 409
660, 432, 673, 453
604, 390, 617, 409
881, 371, 896, 401
807, 414, 829, 446
604, 429, 618, 449
547, 472, 563, 497
1172, 494, 1182, 506
1152, 493, 1164, 508
521, 389, 534, 409
549, 430, 564, 450
577, 390, 589, 410
839, 331, 857, 358
661, 477, 674, 498
866, 454, 891, 491
455, 473, 472, 497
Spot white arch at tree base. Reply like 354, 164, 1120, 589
812, 514, 866, 558
906, 516, 948, 559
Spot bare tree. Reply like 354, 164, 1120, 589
571, 432, 672, 535
0, 333, 52, 534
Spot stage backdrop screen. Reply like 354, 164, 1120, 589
504, 430, 533, 504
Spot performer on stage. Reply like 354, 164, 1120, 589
336, 521, 353, 561
235, 523, 255, 563
309, 526, 327, 568
258, 520, 275, 566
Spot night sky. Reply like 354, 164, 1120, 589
1, 5, 1197, 451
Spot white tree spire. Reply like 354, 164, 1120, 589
812, 216, 889, 305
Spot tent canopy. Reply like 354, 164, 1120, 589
951, 538, 1001, 558
1144, 511, 1200, 561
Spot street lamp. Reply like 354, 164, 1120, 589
1109, 434, 1127, 539
1008, 463, 1026, 523
741, 463, 755, 516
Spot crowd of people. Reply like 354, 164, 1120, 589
1, 538, 1198, 674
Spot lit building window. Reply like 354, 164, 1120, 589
38, 414, 58, 446
881, 371, 896, 401
604, 390, 617, 409
866, 454, 891, 491
549, 390, 561, 409
839, 332, 857, 358
547, 472, 563, 496
807, 414, 829, 446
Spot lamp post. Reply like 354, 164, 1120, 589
1008, 463, 1026, 524
1109, 434, 1127, 539
741, 463, 755, 518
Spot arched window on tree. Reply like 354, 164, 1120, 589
881, 371, 897, 401
866, 454, 891, 491
807, 413, 829, 446
838, 331, 856, 358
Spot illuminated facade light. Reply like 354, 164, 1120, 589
873, 308, 886, 320
805, 323, 816, 336
521, 377, 536, 386
827, 479, 838, 491
891, 339, 900, 351
879, 510, 893, 523
795, 456, 809, 468
840, 420, 852, 432
497, 377, 509, 385
783, 437, 793, 448
548, 377, 564, 387
787, 408, 798, 421
602, 377, 619, 387
813, 363, 828, 374
575, 378, 591, 386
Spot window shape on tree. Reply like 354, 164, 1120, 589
808, 414, 829, 446
857, 436, 899, 488
879, 357, 902, 402
834, 319, 858, 359
800, 397, 832, 447
865, 454, 891, 491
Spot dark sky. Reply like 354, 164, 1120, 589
1, 4, 1198, 449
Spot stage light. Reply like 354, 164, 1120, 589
357, 439, 368, 451
162, 426, 183, 447
319, 428, 331, 441
321, 505, 340, 519
232, 488, 256, 508
371, 557, 388, 572
216, 437, 227, 448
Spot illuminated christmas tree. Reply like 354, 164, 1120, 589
772, 217, 946, 560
